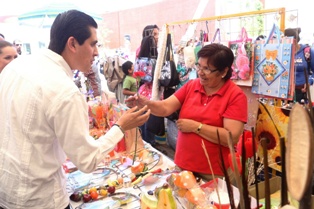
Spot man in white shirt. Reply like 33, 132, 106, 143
0, 10, 150, 209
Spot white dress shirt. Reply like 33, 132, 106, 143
0, 49, 123, 209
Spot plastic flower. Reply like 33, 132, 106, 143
236, 136, 256, 159
133, 71, 145, 78
228, 152, 242, 174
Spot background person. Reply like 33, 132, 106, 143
137, 24, 159, 59
284, 27, 314, 104
0, 10, 150, 209
84, 60, 102, 98
13, 39, 23, 55
126, 43, 247, 181
0, 40, 18, 72
136, 24, 163, 146
122, 60, 138, 97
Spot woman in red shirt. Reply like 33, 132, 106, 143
126, 43, 247, 181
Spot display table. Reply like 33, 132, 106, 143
67, 143, 258, 209
68, 143, 177, 208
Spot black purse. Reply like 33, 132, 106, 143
159, 34, 180, 87
146, 115, 165, 136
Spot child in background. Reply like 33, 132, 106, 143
122, 61, 138, 97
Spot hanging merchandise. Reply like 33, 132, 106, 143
133, 57, 156, 83
159, 33, 180, 87
103, 56, 125, 92
204, 28, 219, 46
134, 35, 158, 83
229, 27, 253, 86
251, 24, 295, 99
183, 42, 196, 69
194, 27, 208, 61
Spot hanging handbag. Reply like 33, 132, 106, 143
159, 34, 180, 87
134, 36, 157, 83
229, 27, 253, 86
133, 57, 156, 83
251, 24, 295, 99
103, 56, 125, 92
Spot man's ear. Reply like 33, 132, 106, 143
67, 37, 76, 51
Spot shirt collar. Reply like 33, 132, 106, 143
42, 49, 73, 79
194, 79, 232, 96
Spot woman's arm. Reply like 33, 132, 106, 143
126, 94, 181, 117
176, 118, 244, 147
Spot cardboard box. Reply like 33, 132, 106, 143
249, 176, 314, 209
248, 176, 281, 199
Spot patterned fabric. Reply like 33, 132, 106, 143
252, 25, 294, 99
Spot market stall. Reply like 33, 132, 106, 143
159, 6, 314, 209
66, 7, 314, 209
66, 96, 259, 208
67, 142, 259, 209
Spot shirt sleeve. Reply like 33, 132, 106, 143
174, 79, 191, 104
223, 87, 248, 123
49, 91, 123, 173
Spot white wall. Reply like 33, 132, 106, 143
265, 0, 313, 44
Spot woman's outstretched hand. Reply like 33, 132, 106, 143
125, 94, 148, 109
115, 105, 150, 131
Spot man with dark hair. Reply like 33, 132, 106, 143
0, 10, 150, 209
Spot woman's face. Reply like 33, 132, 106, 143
0, 46, 18, 72
197, 57, 226, 88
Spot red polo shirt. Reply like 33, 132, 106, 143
174, 79, 247, 175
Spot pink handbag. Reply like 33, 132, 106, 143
229, 27, 253, 86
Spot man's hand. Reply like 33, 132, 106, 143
115, 105, 150, 131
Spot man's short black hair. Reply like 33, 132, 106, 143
48, 10, 98, 55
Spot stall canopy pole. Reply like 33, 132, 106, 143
166, 8, 286, 32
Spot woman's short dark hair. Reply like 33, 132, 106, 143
197, 43, 234, 80
122, 61, 133, 75
48, 10, 98, 55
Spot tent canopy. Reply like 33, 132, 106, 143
18, 2, 102, 28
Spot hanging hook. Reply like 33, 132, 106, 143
205, 20, 209, 33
